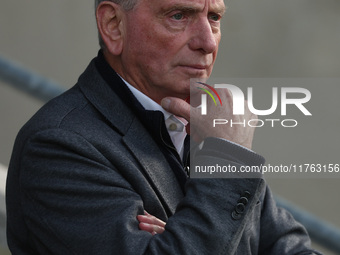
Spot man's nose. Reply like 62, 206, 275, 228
188, 18, 219, 54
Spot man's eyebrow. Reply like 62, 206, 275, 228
160, 5, 202, 15
160, 4, 226, 16
211, 4, 227, 16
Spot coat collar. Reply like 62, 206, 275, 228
78, 57, 134, 135
77, 56, 184, 215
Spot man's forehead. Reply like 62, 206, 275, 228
148, 0, 226, 13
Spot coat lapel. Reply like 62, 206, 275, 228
122, 117, 184, 215
78, 59, 184, 215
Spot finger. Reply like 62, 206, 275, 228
138, 222, 165, 234
161, 97, 191, 121
137, 214, 166, 228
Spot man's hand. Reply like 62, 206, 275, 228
161, 88, 257, 150
137, 211, 166, 235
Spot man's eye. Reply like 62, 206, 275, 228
171, 13, 184, 20
209, 14, 220, 22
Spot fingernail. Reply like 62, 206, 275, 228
161, 98, 171, 110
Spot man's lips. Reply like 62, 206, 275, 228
180, 64, 210, 70
178, 64, 211, 76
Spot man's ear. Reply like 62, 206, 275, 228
96, 2, 124, 55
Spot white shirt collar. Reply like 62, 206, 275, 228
119, 77, 188, 158
124, 81, 171, 119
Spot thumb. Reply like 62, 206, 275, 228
161, 97, 191, 121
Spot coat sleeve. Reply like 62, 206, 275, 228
12, 129, 316, 254
190, 138, 322, 255
257, 186, 323, 255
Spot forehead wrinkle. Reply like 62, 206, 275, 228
159, 3, 204, 15
151, 0, 226, 20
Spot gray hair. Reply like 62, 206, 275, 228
95, 0, 137, 11
95, 0, 138, 48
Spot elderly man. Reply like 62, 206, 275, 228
6, 0, 321, 254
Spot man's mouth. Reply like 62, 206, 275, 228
180, 64, 209, 70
